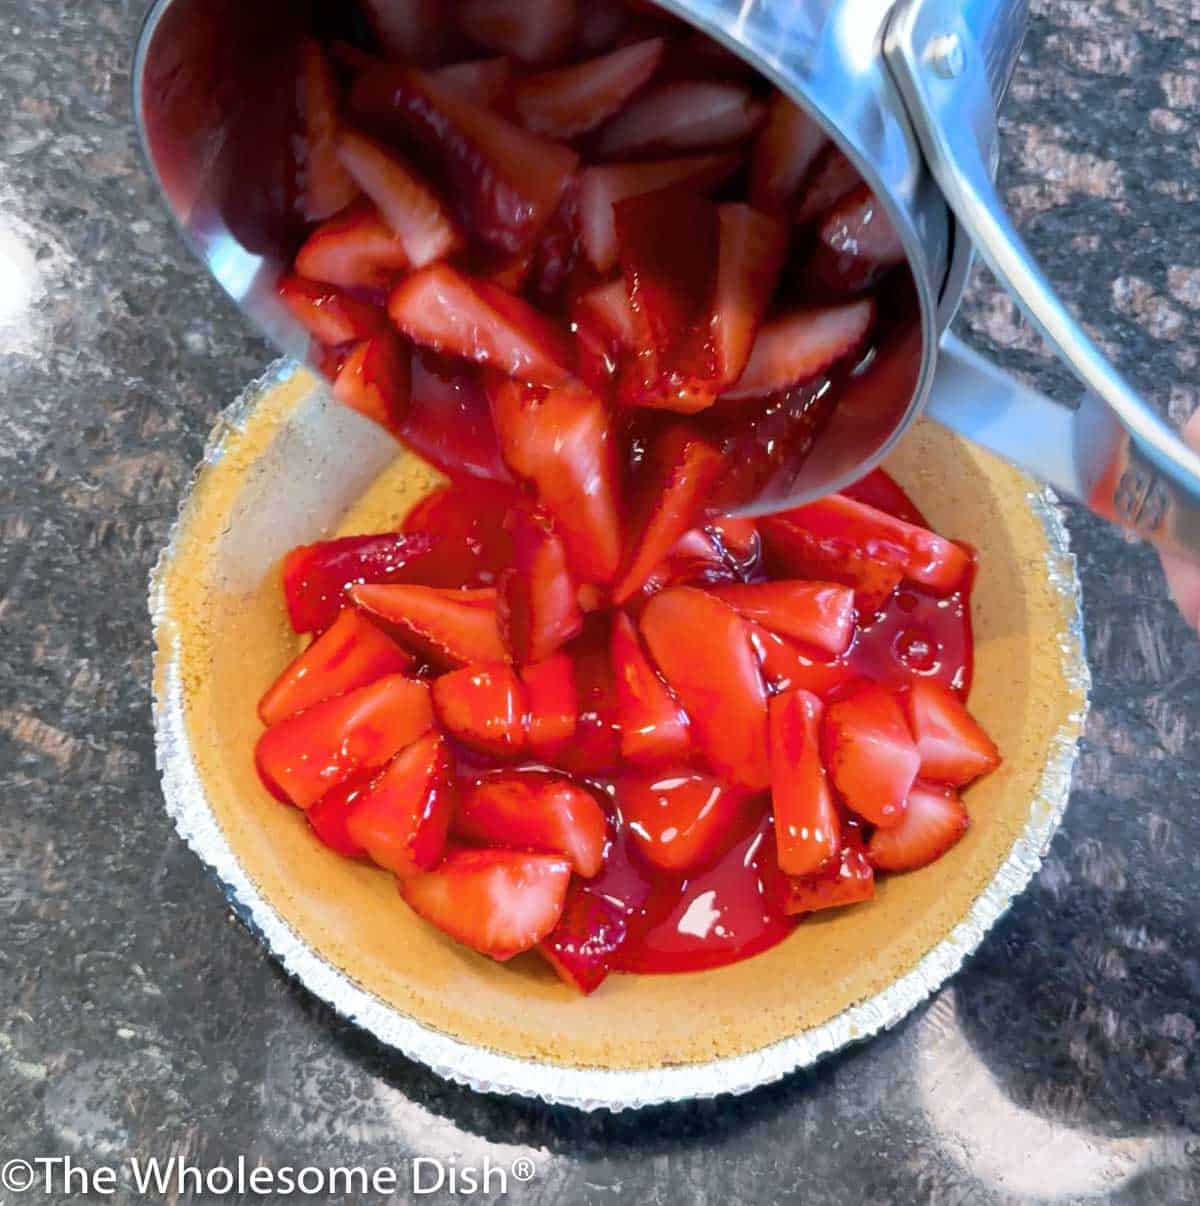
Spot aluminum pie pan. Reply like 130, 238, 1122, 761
150, 360, 1090, 1112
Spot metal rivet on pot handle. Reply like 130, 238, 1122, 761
886, 0, 1200, 564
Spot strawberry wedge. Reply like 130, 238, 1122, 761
768, 689, 840, 877
722, 300, 875, 402
577, 152, 741, 272
351, 583, 507, 666
750, 91, 827, 213
711, 581, 855, 657
456, 0, 577, 65
515, 38, 665, 138
618, 767, 745, 872
540, 881, 628, 994
868, 782, 969, 873
594, 81, 765, 157
335, 131, 463, 268
432, 661, 529, 756
782, 820, 875, 916
610, 612, 691, 765
794, 146, 861, 225
295, 200, 411, 291
297, 38, 358, 221
773, 493, 971, 593
278, 276, 386, 346
399, 847, 572, 960
333, 332, 412, 436
351, 65, 578, 253
521, 653, 578, 759
388, 263, 574, 385
904, 680, 1000, 785
431, 57, 512, 108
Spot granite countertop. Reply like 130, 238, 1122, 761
1, 2, 1198, 1202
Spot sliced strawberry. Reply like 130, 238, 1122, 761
637, 527, 738, 598
749, 91, 827, 212
361, 0, 463, 66
768, 689, 840, 876
456, 0, 577, 65
721, 300, 875, 402
399, 847, 571, 960
612, 424, 722, 604
539, 881, 627, 994
640, 587, 769, 790
297, 37, 358, 221
400, 478, 519, 588
295, 200, 410, 291
843, 467, 927, 526
431, 661, 527, 756
573, 278, 638, 349
746, 621, 855, 698
455, 770, 607, 877
490, 379, 623, 583
335, 130, 462, 268
824, 683, 919, 828
499, 506, 583, 665
255, 674, 433, 809
705, 203, 789, 386
388, 264, 573, 385
760, 513, 905, 616
514, 38, 665, 138
277, 275, 386, 346
577, 152, 741, 272
351, 583, 506, 665
794, 145, 861, 226
345, 732, 453, 875
610, 611, 690, 765
520, 653, 578, 759
710, 581, 855, 657
281, 531, 437, 633
868, 782, 969, 873
429, 57, 512, 108
351, 65, 578, 253
558, 617, 623, 775
306, 771, 372, 858
258, 608, 412, 726
594, 81, 765, 157
811, 183, 906, 292
332, 332, 412, 435
478, 249, 533, 292
772, 493, 971, 594
618, 767, 744, 872
782, 818, 875, 915
904, 680, 1000, 786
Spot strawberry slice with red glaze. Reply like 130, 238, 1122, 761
520, 653, 578, 759
514, 38, 665, 138
306, 771, 373, 858
594, 81, 765, 157
711, 581, 855, 657
639, 587, 770, 791
540, 881, 628, 994
868, 782, 968, 872
768, 689, 840, 877
809, 183, 906, 293
295, 200, 410, 291
345, 732, 454, 875
824, 682, 920, 828
456, 0, 577, 65
612, 424, 722, 604
361, 0, 463, 66
573, 278, 638, 350
749, 91, 827, 212
335, 130, 462, 268
558, 617, 623, 775
400, 478, 519, 588
455, 770, 608, 877
388, 264, 574, 385
782, 818, 874, 915
577, 152, 741, 272
278, 275, 386, 346
721, 300, 875, 401
619, 767, 745, 872
351, 583, 507, 665
333, 332, 412, 436
258, 608, 413, 726
610, 611, 691, 765
772, 493, 971, 593
282, 531, 437, 633
904, 680, 1000, 786
350, 65, 578, 253
432, 660, 528, 756
297, 37, 358, 221
430, 57, 512, 108
499, 506, 584, 665
636, 527, 738, 599
746, 622, 856, 698
399, 847, 572, 960
794, 145, 861, 225
491, 379, 624, 584
255, 674, 433, 809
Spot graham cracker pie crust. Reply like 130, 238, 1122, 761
154, 367, 1084, 1071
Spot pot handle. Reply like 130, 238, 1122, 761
886, 0, 1200, 563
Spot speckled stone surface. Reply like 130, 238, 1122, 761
1, 2, 1198, 1202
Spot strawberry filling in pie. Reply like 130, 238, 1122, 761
245, 0, 1001, 993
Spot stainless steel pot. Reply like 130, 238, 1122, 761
134, 0, 1200, 562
